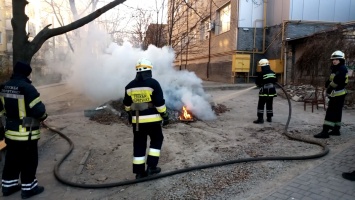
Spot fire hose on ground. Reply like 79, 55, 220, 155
42, 82, 329, 188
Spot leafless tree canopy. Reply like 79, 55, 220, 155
11, 0, 126, 66
294, 26, 355, 87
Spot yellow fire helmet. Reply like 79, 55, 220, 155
258, 58, 270, 66
136, 58, 153, 72
330, 50, 345, 60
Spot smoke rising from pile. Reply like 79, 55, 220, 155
47, 27, 216, 120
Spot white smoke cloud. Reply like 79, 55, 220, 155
46, 26, 216, 120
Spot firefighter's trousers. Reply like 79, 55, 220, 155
257, 96, 274, 119
324, 94, 346, 130
132, 122, 164, 174
2, 139, 39, 191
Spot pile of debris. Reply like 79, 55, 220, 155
277, 84, 355, 109
86, 99, 230, 125
277, 84, 318, 102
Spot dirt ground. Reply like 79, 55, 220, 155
1, 83, 355, 200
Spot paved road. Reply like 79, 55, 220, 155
206, 81, 355, 200
263, 144, 355, 200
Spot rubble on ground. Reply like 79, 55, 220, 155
277, 84, 319, 102
277, 84, 355, 109
88, 100, 230, 125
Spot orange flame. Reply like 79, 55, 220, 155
179, 106, 193, 120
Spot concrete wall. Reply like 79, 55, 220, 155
186, 63, 208, 80
178, 61, 231, 83
286, 23, 337, 40
264, 25, 282, 60
208, 61, 232, 82
237, 27, 263, 51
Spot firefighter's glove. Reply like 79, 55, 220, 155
326, 87, 333, 96
160, 112, 169, 126
39, 113, 48, 122
0, 126, 4, 140
126, 112, 132, 124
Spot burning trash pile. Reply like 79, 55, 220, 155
86, 99, 229, 125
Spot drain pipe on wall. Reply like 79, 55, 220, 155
283, 46, 287, 84
207, 0, 212, 80
281, 20, 290, 85
252, 19, 264, 77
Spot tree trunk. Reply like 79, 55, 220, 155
12, 0, 30, 65
11, 0, 126, 67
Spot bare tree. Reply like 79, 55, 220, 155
167, 0, 209, 60
294, 26, 355, 87
129, 8, 153, 48
139, 0, 169, 50
152, 0, 167, 47
11, 0, 126, 67
95, 3, 127, 45
44, 0, 75, 52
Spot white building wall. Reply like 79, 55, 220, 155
266, 0, 290, 26
290, 0, 355, 22
265, 0, 355, 26
238, 0, 264, 27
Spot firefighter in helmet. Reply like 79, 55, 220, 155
314, 50, 348, 138
253, 58, 277, 124
1, 61, 47, 198
123, 58, 169, 179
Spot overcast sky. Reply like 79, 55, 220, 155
119, 0, 168, 23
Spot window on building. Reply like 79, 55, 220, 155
182, 32, 188, 45
5, 9, 12, 18
190, 29, 197, 44
200, 21, 205, 40
200, 19, 210, 40
217, 3, 231, 34
7, 33, 13, 43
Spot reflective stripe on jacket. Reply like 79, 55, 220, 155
123, 77, 166, 124
255, 66, 277, 97
0, 75, 46, 141
325, 64, 348, 97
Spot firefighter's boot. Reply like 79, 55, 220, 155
2, 185, 21, 196
314, 125, 330, 139
267, 117, 272, 122
147, 166, 161, 176
342, 171, 355, 181
135, 171, 148, 179
21, 185, 44, 199
253, 118, 264, 124
329, 125, 341, 136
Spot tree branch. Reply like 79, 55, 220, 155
29, 0, 126, 57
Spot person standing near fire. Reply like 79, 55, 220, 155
314, 50, 348, 138
123, 58, 169, 179
1, 61, 47, 199
253, 58, 277, 124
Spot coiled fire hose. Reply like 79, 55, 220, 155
42, 83, 329, 188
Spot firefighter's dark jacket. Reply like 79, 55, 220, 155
325, 64, 348, 97
123, 71, 167, 123
0, 62, 47, 141
255, 65, 277, 97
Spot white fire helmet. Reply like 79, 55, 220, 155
258, 58, 270, 66
330, 50, 345, 60
136, 58, 153, 72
